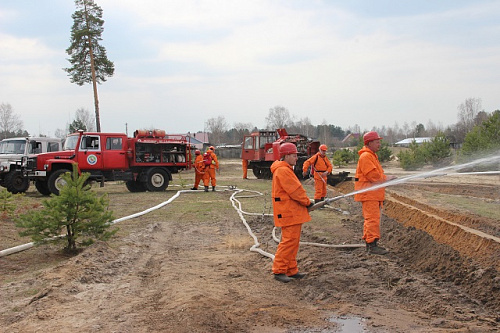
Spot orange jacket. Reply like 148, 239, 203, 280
205, 150, 219, 169
354, 146, 387, 202
194, 154, 205, 174
302, 152, 333, 176
271, 160, 311, 227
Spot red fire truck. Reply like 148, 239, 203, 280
241, 128, 350, 185
241, 128, 319, 179
25, 129, 192, 195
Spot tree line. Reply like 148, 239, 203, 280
328, 107, 500, 170
203, 98, 497, 147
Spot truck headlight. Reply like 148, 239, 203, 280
44, 164, 49, 170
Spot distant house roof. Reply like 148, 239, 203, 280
215, 144, 241, 149
394, 137, 433, 146
342, 133, 360, 143
189, 137, 204, 145
191, 132, 209, 143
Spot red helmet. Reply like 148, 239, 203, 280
195, 150, 201, 155
209, 146, 215, 151
279, 142, 298, 158
319, 144, 327, 151
363, 131, 382, 144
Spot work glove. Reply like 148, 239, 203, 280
307, 200, 314, 212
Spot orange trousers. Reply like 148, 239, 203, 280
203, 168, 216, 186
193, 171, 204, 189
242, 159, 248, 179
361, 200, 382, 244
272, 224, 302, 276
313, 173, 327, 200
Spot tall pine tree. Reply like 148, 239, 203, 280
64, 0, 114, 132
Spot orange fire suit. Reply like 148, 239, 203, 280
242, 159, 248, 179
270, 160, 311, 276
193, 154, 205, 189
203, 150, 219, 187
354, 146, 388, 244
302, 153, 333, 200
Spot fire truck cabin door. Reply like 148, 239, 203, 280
103, 136, 128, 169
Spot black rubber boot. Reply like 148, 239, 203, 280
212, 186, 216, 192
366, 239, 388, 255
320, 197, 327, 208
274, 274, 292, 283
191, 187, 197, 190
204, 186, 209, 192
289, 272, 306, 279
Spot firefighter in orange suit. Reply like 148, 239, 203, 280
271, 142, 314, 283
354, 131, 396, 255
302, 144, 333, 204
203, 146, 219, 192
191, 150, 205, 190
242, 159, 248, 179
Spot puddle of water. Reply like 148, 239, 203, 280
328, 315, 367, 333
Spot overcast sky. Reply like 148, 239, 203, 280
1, 0, 499, 137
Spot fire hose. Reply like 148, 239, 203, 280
308, 162, 500, 212
3, 153, 498, 257
1, 185, 362, 258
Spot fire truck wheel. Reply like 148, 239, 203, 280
35, 180, 51, 196
145, 168, 169, 192
48, 169, 71, 195
125, 180, 147, 192
252, 167, 263, 179
4, 171, 29, 194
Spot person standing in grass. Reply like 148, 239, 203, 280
191, 150, 205, 190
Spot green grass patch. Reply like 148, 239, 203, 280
427, 192, 500, 220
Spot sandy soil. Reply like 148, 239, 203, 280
1, 160, 499, 332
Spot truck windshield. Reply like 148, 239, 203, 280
0, 139, 26, 154
64, 135, 79, 150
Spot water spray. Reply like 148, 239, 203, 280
309, 153, 500, 211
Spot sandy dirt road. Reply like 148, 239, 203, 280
1, 160, 499, 332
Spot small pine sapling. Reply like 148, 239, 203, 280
0, 188, 20, 220
16, 165, 117, 253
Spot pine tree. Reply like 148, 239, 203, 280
16, 165, 116, 253
64, 0, 114, 133
398, 141, 427, 170
0, 188, 18, 219
424, 132, 452, 167
69, 118, 88, 133
461, 110, 500, 157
